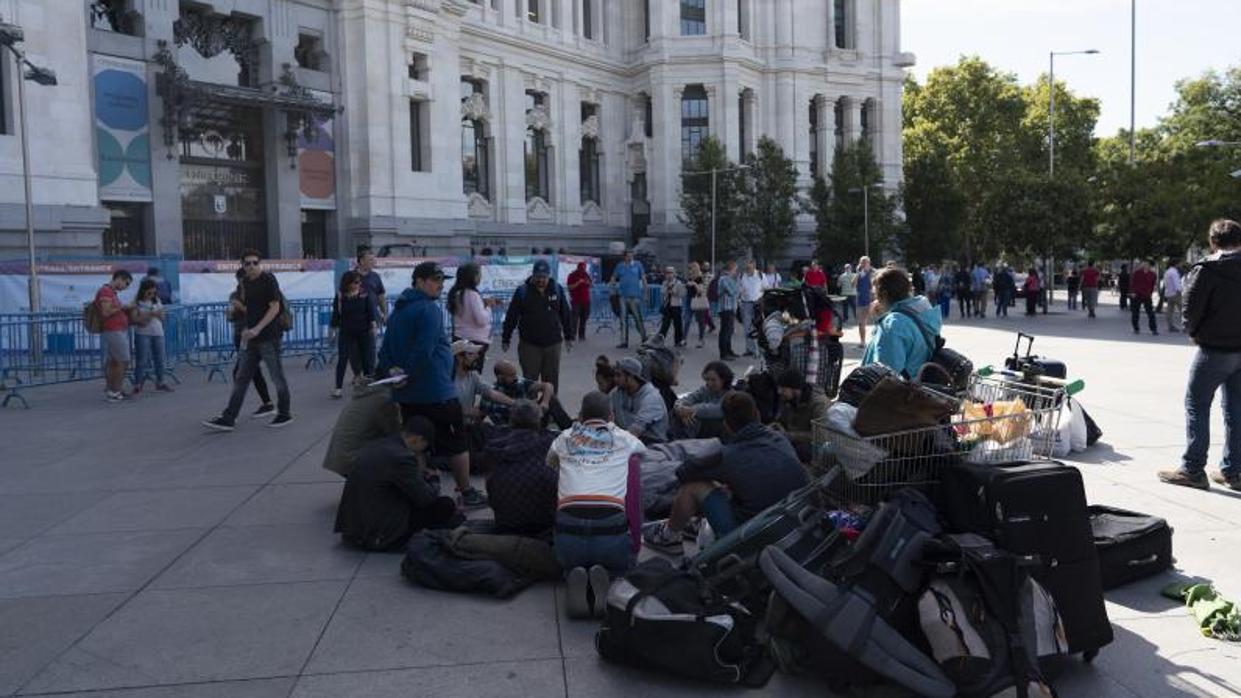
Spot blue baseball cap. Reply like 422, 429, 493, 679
532, 259, 551, 277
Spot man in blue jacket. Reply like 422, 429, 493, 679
378, 262, 487, 508
861, 266, 943, 379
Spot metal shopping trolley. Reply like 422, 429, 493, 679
811, 373, 1075, 505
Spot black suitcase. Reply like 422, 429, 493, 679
1004, 332, 1067, 380
1089, 506, 1174, 590
938, 460, 1113, 658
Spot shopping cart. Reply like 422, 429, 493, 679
811, 372, 1074, 505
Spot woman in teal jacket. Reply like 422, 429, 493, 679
861, 267, 943, 379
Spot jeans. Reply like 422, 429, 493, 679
740, 301, 757, 354
1131, 295, 1157, 333
620, 297, 647, 345
658, 306, 684, 346
335, 331, 376, 389
133, 333, 166, 387
1067, 290, 1079, 310
994, 292, 1009, 317
939, 294, 952, 319
554, 509, 634, 575
718, 309, 736, 357
223, 339, 290, 421
573, 302, 590, 341
1181, 348, 1241, 479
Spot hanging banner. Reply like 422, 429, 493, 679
368, 258, 460, 299
0, 260, 149, 312
93, 54, 152, 202
177, 259, 337, 304
299, 89, 337, 209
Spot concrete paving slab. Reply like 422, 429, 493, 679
21, 581, 347, 694
271, 439, 337, 484
0, 492, 111, 537
0, 529, 203, 599
224, 482, 343, 527
1095, 617, 1241, 698
151, 524, 362, 590
0, 539, 23, 556
19, 677, 295, 698
290, 659, 565, 698
304, 575, 560, 674
0, 593, 126, 696
47, 487, 256, 535
354, 551, 402, 579
563, 656, 860, 698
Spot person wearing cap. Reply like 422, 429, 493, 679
609, 357, 668, 443
501, 259, 574, 392
377, 261, 488, 509
451, 339, 515, 423
657, 266, 686, 347
610, 250, 649, 348
566, 261, 593, 342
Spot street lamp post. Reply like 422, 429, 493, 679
682, 164, 750, 272
0, 19, 59, 313
848, 183, 884, 259
1048, 49, 1100, 177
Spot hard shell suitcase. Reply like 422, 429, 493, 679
938, 460, 1113, 658
1004, 332, 1068, 380
1089, 506, 1174, 590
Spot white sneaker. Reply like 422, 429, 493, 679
330, 388, 343, 399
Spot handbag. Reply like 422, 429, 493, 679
853, 372, 960, 436
893, 307, 973, 392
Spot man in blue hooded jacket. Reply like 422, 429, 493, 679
377, 261, 487, 508
861, 266, 943, 379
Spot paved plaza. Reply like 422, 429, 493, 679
1, 298, 1240, 698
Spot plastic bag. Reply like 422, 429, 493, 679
1067, 399, 1089, 453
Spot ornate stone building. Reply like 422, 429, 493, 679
0, 0, 912, 262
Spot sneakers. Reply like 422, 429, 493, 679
330, 388, 343, 399
268, 414, 294, 428
1209, 469, 1241, 491
457, 487, 488, 509
106, 390, 127, 402
202, 416, 236, 432
251, 404, 276, 419
588, 565, 612, 618
1157, 469, 1209, 490
566, 567, 591, 619
642, 520, 684, 555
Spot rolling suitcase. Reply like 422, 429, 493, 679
1089, 506, 1174, 590
1004, 333, 1067, 380
938, 460, 1112, 659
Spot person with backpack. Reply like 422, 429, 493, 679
610, 250, 648, 349
225, 269, 274, 418
861, 266, 942, 379
329, 270, 380, 398
203, 250, 293, 430
501, 259, 574, 392
94, 269, 134, 402
131, 277, 172, 394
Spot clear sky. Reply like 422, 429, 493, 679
901, 0, 1241, 137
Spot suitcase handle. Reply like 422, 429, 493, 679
1126, 554, 1159, 567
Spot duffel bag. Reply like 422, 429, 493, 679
595, 558, 774, 686
1089, 506, 1173, 590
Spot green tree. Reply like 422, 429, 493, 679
899, 143, 965, 265
805, 139, 897, 265
678, 136, 744, 262
737, 136, 800, 264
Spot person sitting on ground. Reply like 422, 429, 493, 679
548, 391, 646, 618
671, 361, 733, 439
771, 368, 829, 462
451, 340, 515, 425
594, 355, 617, 394
481, 359, 573, 430
484, 400, 558, 536
322, 382, 402, 477
610, 357, 669, 443
643, 391, 809, 554
861, 266, 943, 379
334, 416, 460, 551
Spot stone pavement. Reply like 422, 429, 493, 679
1, 297, 1239, 697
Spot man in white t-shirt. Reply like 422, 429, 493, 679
761, 263, 782, 291
1163, 261, 1184, 333
738, 259, 765, 357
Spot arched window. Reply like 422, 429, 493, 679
580, 103, 601, 206
681, 85, 709, 165
461, 78, 490, 200
526, 91, 551, 202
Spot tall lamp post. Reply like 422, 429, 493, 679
848, 183, 884, 259
682, 164, 751, 272
1048, 48, 1100, 177
0, 19, 59, 313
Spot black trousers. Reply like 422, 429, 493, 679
1131, 295, 1157, 333
718, 309, 735, 357
659, 306, 684, 346
573, 302, 589, 341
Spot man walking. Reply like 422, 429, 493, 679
657, 266, 686, 347
1117, 264, 1130, 310
1081, 260, 1101, 318
96, 269, 134, 402
738, 259, 763, 357
717, 261, 740, 360
377, 261, 487, 508
971, 262, 990, 318
1129, 261, 1159, 335
355, 246, 387, 325
838, 264, 858, 322
502, 259, 574, 391
610, 250, 647, 348
203, 250, 293, 429
566, 261, 592, 341
1158, 219, 1241, 491
1163, 260, 1184, 333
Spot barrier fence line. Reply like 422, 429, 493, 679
0, 289, 666, 407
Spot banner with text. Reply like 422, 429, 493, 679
93, 54, 152, 202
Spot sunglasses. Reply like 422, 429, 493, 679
242, 260, 261, 267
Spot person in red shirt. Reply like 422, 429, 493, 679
1129, 261, 1159, 335
1080, 260, 1101, 318
566, 262, 593, 342
802, 261, 834, 335
96, 269, 134, 402
803, 261, 828, 289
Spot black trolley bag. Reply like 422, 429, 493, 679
938, 460, 1113, 660
1089, 506, 1174, 590
1004, 332, 1067, 380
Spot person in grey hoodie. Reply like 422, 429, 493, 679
610, 357, 669, 443
1159, 219, 1241, 491
671, 360, 733, 439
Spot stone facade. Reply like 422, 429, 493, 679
0, 0, 911, 263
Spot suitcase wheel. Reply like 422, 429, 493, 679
1082, 649, 1099, 664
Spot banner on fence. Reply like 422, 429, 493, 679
178, 259, 337, 304
0, 260, 151, 312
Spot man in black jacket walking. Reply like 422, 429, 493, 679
502, 259, 574, 392
1159, 219, 1241, 491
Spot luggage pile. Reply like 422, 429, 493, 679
594, 334, 1175, 695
